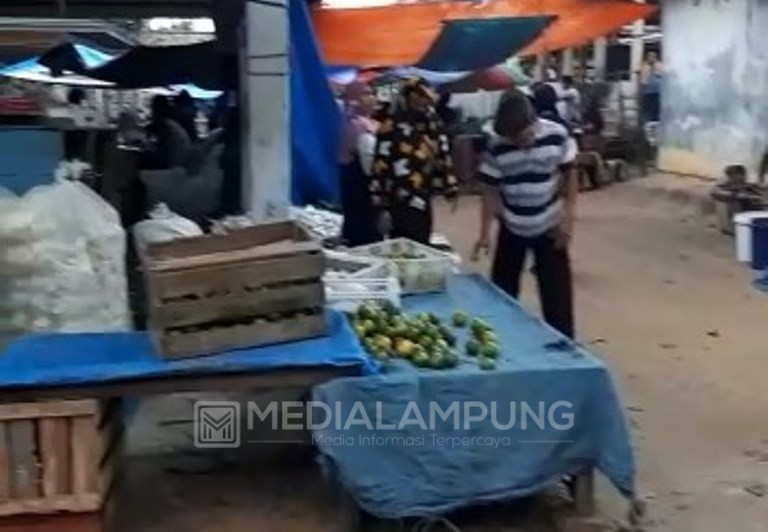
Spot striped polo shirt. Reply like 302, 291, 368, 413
478, 118, 577, 237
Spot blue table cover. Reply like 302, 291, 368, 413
755, 270, 768, 293
0, 310, 376, 389
313, 274, 635, 518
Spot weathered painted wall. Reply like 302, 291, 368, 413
660, 0, 768, 179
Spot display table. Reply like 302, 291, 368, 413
0, 310, 372, 529
0, 311, 375, 402
313, 275, 635, 521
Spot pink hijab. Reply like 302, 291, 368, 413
339, 81, 376, 164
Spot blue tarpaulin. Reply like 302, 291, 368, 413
416, 16, 553, 72
290, 0, 342, 206
0, 311, 376, 389
0, 45, 221, 98
313, 274, 635, 518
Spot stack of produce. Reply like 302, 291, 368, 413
347, 302, 500, 371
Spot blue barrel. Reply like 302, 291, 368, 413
751, 218, 768, 270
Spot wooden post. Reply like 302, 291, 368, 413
573, 470, 596, 516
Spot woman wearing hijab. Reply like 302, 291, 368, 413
339, 81, 381, 246
531, 83, 569, 129
370, 77, 458, 244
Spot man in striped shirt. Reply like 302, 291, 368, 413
474, 89, 578, 338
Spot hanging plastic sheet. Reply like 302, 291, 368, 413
311, 0, 656, 67
415, 16, 553, 72
290, 0, 342, 206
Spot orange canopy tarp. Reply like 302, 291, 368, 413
311, 0, 656, 67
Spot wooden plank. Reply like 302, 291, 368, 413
153, 282, 324, 328
145, 220, 298, 261
147, 241, 321, 273
70, 417, 99, 495
0, 424, 9, 501
7, 421, 38, 500
0, 511, 102, 532
0, 493, 101, 517
159, 312, 329, 360
0, 401, 98, 422
38, 418, 70, 497
149, 253, 324, 301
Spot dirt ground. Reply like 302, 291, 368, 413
118, 176, 768, 531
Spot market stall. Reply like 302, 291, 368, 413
314, 274, 634, 522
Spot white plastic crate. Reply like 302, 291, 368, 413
323, 249, 391, 280
325, 277, 401, 312
348, 238, 454, 294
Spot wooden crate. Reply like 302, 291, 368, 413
0, 399, 122, 521
142, 220, 328, 359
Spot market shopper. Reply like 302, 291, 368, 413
473, 89, 578, 338
640, 51, 663, 123
578, 100, 606, 190
560, 75, 582, 127
338, 81, 381, 246
531, 83, 569, 130
143, 95, 175, 169
370, 77, 458, 244
173, 90, 199, 142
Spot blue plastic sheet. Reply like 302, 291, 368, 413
0, 311, 376, 389
290, 0, 342, 207
313, 275, 635, 518
755, 270, 768, 293
416, 16, 553, 72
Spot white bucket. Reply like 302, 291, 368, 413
734, 211, 768, 263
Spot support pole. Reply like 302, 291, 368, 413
242, 0, 291, 220
629, 1, 646, 83
593, 37, 607, 81
561, 48, 575, 76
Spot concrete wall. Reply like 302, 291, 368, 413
660, 0, 768, 179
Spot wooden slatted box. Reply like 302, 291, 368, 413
142, 220, 327, 359
0, 399, 123, 524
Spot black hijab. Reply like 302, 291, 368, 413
531, 83, 569, 129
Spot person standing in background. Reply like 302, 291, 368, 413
531, 83, 569, 130
639, 51, 663, 123
370, 77, 458, 244
338, 81, 381, 246
173, 90, 199, 142
560, 75, 582, 128
473, 89, 578, 338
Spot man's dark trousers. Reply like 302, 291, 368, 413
491, 224, 575, 339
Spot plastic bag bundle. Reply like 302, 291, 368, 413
0, 178, 131, 347
288, 205, 342, 240
132, 203, 203, 253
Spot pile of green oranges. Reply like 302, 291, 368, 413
348, 303, 500, 371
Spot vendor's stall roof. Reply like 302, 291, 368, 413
312, 0, 657, 67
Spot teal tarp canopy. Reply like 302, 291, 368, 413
416, 16, 554, 72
